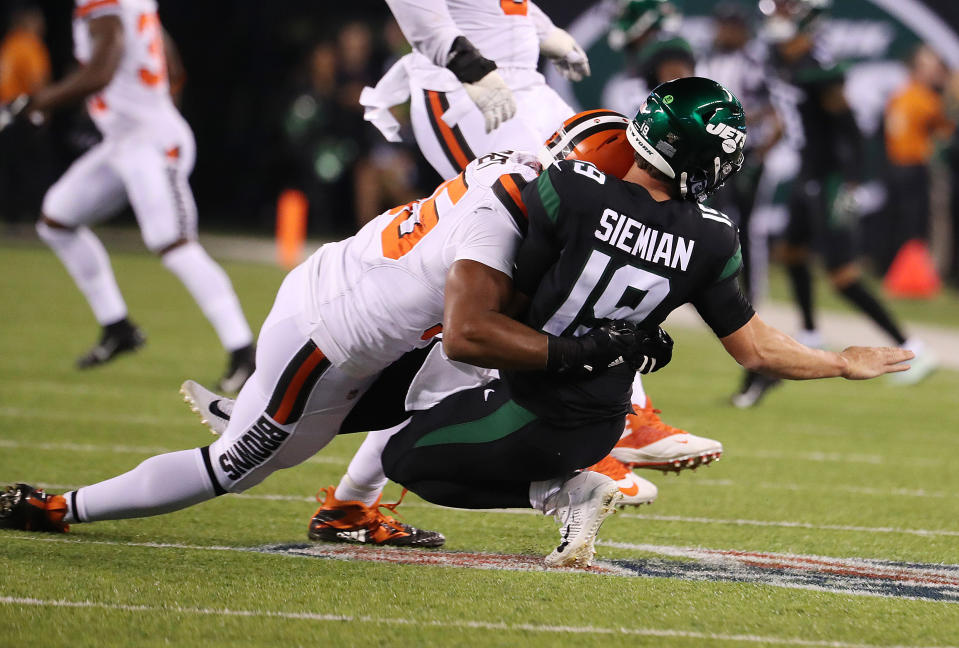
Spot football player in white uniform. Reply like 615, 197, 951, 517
362, 0, 589, 180
0, 151, 658, 549
2, 0, 255, 390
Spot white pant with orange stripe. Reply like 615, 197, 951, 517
409, 75, 574, 180
66, 263, 380, 523
205, 264, 377, 493
42, 115, 198, 252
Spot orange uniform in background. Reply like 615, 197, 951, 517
885, 80, 953, 166
0, 28, 51, 102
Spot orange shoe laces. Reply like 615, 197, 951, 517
626, 401, 685, 439
313, 486, 411, 536
587, 455, 629, 480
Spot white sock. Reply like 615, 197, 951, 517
161, 241, 253, 351
64, 448, 218, 523
631, 373, 647, 408
529, 477, 564, 515
37, 222, 127, 326
336, 422, 408, 506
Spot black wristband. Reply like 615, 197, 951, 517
446, 36, 497, 84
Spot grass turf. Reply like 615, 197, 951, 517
1, 244, 958, 647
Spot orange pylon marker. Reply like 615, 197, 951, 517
883, 239, 941, 299
276, 189, 308, 269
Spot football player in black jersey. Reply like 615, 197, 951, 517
756, 0, 934, 404
381, 77, 914, 567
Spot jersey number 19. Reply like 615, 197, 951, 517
543, 249, 670, 336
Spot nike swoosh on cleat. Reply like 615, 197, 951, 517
483, 389, 494, 401
208, 400, 232, 420
619, 483, 639, 497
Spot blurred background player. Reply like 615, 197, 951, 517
602, 0, 695, 117
743, 0, 936, 406
881, 44, 954, 271
1, 0, 255, 391
694, 3, 786, 406
0, 2, 50, 227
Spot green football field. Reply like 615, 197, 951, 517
1, 243, 958, 647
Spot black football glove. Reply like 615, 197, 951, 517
546, 320, 638, 375
0, 95, 32, 133
623, 326, 673, 374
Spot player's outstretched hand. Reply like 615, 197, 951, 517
839, 346, 914, 380
540, 28, 591, 82
463, 70, 517, 133
625, 326, 673, 374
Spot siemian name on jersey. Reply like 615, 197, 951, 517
594, 208, 694, 272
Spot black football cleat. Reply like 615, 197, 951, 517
218, 344, 255, 393
731, 370, 782, 409
76, 319, 145, 369
0, 483, 70, 533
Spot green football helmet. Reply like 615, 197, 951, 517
626, 76, 747, 202
608, 0, 681, 50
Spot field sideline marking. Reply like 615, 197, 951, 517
1, 421, 952, 468
0, 439, 347, 465
0, 595, 952, 647
24, 485, 959, 538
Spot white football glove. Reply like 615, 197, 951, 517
463, 70, 517, 133
540, 28, 591, 82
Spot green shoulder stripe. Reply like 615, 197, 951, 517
535, 169, 562, 224
717, 245, 743, 282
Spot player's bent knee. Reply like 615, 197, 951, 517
155, 237, 190, 257
36, 218, 75, 243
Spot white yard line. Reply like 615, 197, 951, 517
7, 432, 954, 470
0, 406, 184, 427
678, 478, 954, 499
23, 485, 958, 536
1, 439, 347, 465
612, 512, 959, 538
0, 595, 951, 647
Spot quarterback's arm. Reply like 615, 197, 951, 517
720, 314, 913, 380
29, 15, 123, 113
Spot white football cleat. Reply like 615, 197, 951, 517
610, 398, 723, 472
545, 470, 623, 569
888, 338, 938, 386
180, 379, 233, 435
586, 455, 657, 506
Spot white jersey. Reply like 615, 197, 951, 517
72, 0, 182, 137
387, 0, 555, 92
304, 151, 540, 377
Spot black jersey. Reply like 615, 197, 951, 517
773, 51, 864, 180
503, 160, 754, 424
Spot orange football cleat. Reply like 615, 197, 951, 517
308, 486, 444, 547
0, 484, 70, 533
611, 398, 723, 472
585, 455, 657, 506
